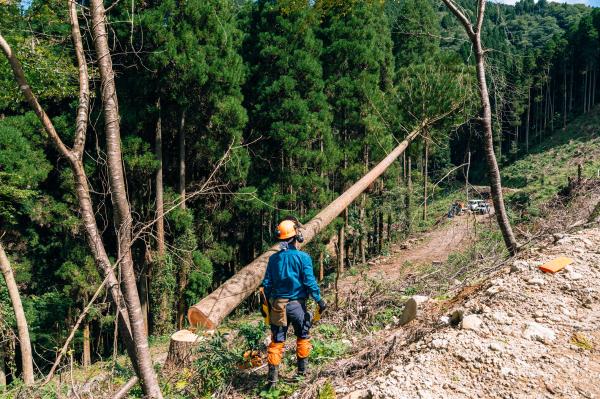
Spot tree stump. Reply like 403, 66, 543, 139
164, 329, 202, 370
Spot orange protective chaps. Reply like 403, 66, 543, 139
296, 338, 312, 359
267, 342, 285, 366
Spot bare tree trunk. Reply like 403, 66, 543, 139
442, 0, 518, 255
593, 68, 596, 107
569, 63, 574, 112
155, 99, 165, 257
583, 70, 588, 113
0, 242, 34, 385
406, 156, 412, 233
564, 61, 567, 129
526, 85, 530, 151
0, 9, 145, 384
83, 320, 91, 368
0, 344, 5, 391
89, 1, 162, 397
422, 132, 429, 221
179, 109, 187, 209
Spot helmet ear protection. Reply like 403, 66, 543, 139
295, 224, 304, 243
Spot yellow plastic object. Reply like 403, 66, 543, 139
313, 304, 321, 323
259, 287, 270, 325
262, 303, 270, 325
539, 256, 573, 273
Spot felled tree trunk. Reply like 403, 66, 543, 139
186, 124, 424, 330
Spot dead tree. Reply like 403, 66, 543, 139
88, 0, 162, 396
441, 0, 519, 255
0, 242, 34, 385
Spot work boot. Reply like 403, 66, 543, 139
296, 357, 308, 377
266, 364, 278, 389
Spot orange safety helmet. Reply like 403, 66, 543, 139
276, 220, 297, 240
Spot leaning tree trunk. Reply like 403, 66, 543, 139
0, 343, 6, 391
89, 1, 162, 397
473, 34, 518, 255
442, 0, 518, 255
0, 242, 34, 385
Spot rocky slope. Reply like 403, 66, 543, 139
336, 227, 600, 399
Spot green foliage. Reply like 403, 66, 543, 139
151, 254, 178, 335
237, 320, 266, 350
318, 381, 337, 399
0, 0, 78, 111
185, 251, 213, 307
0, 113, 52, 225
244, 0, 336, 213
188, 334, 243, 396
310, 338, 349, 365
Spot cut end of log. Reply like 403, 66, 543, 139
188, 306, 216, 330
170, 329, 201, 343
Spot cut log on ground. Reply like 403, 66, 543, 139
187, 121, 427, 330
164, 329, 203, 370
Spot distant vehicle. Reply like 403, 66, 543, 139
468, 199, 490, 214
447, 201, 465, 218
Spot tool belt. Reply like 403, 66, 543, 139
269, 298, 306, 327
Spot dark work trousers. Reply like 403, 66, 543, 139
270, 300, 312, 343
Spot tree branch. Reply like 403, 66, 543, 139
440, 0, 476, 39
41, 275, 109, 386
0, 34, 73, 159
476, 0, 486, 36
69, 0, 90, 158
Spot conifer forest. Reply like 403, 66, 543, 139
1, 0, 600, 397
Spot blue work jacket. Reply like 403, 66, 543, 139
262, 244, 322, 303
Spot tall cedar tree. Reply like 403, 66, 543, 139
244, 0, 336, 221
140, 0, 248, 332
318, 0, 395, 262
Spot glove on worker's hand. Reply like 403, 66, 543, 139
317, 299, 327, 314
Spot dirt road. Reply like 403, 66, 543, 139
339, 213, 489, 294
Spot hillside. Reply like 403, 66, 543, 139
502, 109, 600, 206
